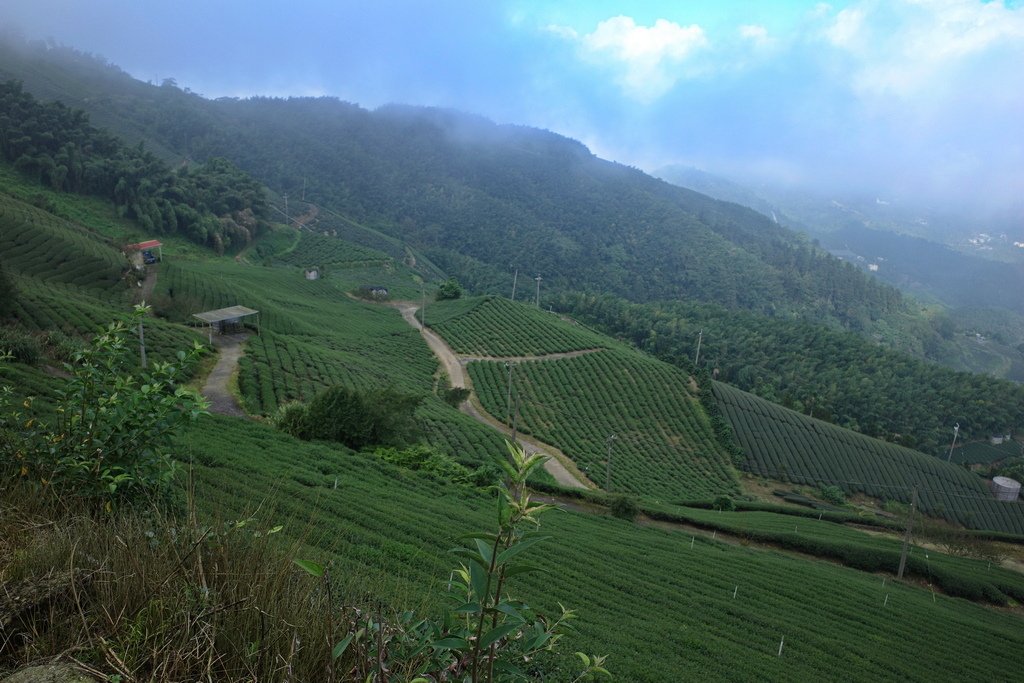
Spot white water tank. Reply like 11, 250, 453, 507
991, 476, 1021, 502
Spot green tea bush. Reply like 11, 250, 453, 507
820, 485, 846, 506
273, 401, 311, 438
0, 325, 41, 364
712, 495, 736, 512
609, 494, 639, 520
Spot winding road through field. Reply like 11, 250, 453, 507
394, 302, 595, 490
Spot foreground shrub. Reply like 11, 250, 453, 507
276, 385, 423, 450
1, 305, 207, 508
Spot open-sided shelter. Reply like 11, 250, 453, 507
192, 305, 260, 344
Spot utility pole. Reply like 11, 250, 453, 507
505, 361, 515, 425
283, 193, 289, 225
946, 423, 960, 462
421, 283, 427, 328
694, 329, 704, 367
302, 177, 306, 201
511, 393, 520, 443
605, 433, 617, 492
897, 485, 918, 580
534, 275, 542, 308
511, 268, 518, 302
138, 321, 147, 369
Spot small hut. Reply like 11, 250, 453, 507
192, 305, 260, 344
125, 240, 164, 263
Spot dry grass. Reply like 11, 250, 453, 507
0, 479, 373, 682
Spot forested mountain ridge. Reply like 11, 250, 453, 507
0, 36, 904, 332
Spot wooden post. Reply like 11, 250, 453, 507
138, 322, 147, 369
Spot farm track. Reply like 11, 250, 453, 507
136, 264, 159, 306
394, 302, 595, 490
201, 333, 250, 418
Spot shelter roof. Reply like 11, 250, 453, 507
192, 305, 259, 324
126, 240, 163, 251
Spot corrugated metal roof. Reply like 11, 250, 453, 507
192, 305, 259, 324
127, 240, 163, 250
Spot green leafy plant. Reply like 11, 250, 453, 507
2, 304, 208, 507
436, 277, 464, 301
712, 495, 736, 512
275, 384, 423, 450
442, 386, 472, 407
608, 494, 639, 521
820, 484, 846, 506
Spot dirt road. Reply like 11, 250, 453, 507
393, 302, 594, 490
396, 303, 468, 388
201, 333, 249, 418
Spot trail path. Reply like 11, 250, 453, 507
201, 333, 250, 418
135, 264, 158, 306
393, 302, 594, 490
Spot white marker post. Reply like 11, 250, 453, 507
778, 637, 785, 657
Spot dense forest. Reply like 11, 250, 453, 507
0, 40, 906, 331
0, 79, 268, 252
169, 99, 908, 329
552, 291, 1024, 455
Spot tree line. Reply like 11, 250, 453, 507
0, 80, 269, 252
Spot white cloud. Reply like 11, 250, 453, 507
738, 24, 772, 47
556, 15, 708, 102
822, 0, 1024, 96
542, 24, 578, 41
825, 7, 866, 48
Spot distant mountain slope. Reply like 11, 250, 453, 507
656, 164, 1024, 315
0, 36, 905, 332
820, 225, 1024, 315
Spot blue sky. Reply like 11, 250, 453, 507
4, 1, 1023, 213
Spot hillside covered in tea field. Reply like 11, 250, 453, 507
2, 41, 1024, 682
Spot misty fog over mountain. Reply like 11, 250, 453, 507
3, 0, 1022, 230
